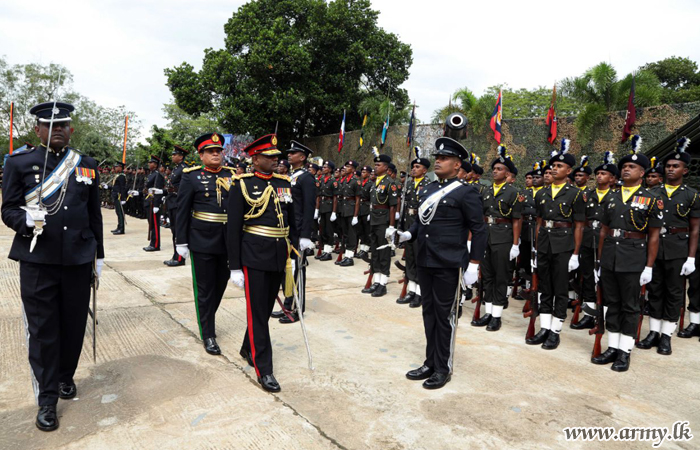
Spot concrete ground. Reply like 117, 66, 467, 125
0, 208, 699, 450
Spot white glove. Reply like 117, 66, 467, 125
509, 244, 520, 261
299, 238, 314, 251
154, 188, 164, 195
462, 262, 479, 286
132, 191, 139, 197
568, 254, 579, 272
397, 231, 412, 243
230, 270, 245, 287
351, 216, 358, 226
96, 258, 104, 278
385, 226, 396, 240
640, 266, 653, 286
594, 267, 600, 284
330, 212, 337, 222
176, 244, 189, 259
291, 259, 296, 273
681, 257, 696, 276
367, 214, 371, 221
120, 201, 126, 205
467, 240, 471, 253
314, 209, 319, 220
531, 257, 537, 269
153, 207, 160, 214
24, 209, 47, 227
395, 211, 400, 220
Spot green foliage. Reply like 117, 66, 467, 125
165, 0, 412, 142
641, 56, 700, 104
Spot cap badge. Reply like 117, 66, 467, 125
632, 155, 638, 161
676, 153, 680, 158
499, 157, 504, 163
439, 144, 445, 150
272, 136, 278, 146
559, 155, 564, 160
52, 107, 60, 115
211, 134, 219, 143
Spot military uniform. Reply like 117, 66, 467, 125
144, 158, 165, 251
399, 165, 430, 307
165, 146, 189, 266
110, 164, 127, 234
357, 169, 373, 257
316, 170, 338, 259
336, 162, 361, 265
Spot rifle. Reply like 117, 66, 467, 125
524, 227, 539, 340
510, 255, 521, 300
471, 267, 484, 322
635, 286, 647, 344
570, 270, 583, 326
680, 277, 687, 330
589, 255, 605, 358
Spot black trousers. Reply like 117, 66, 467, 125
482, 242, 511, 306
687, 256, 700, 313
20, 261, 92, 406
168, 207, 183, 262
339, 215, 357, 250
405, 239, 419, 283
241, 267, 284, 377
358, 212, 371, 248
601, 268, 641, 337
190, 251, 229, 340
370, 222, 390, 276
648, 258, 685, 322
319, 212, 334, 247
147, 200, 161, 249
579, 245, 596, 304
113, 199, 125, 230
283, 255, 307, 314
418, 266, 460, 374
537, 249, 572, 319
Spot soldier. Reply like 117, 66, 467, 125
471, 146, 522, 331
278, 159, 290, 176
336, 160, 361, 266
458, 159, 472, 183
175, 133, 234, 355
356, 165, 373, 258
314, 161, 338, 261
397, 155, 431, 307
111, 161, 127, 235
573, 156, 592, 190
227, 134, 298, 392
1, 102, 104, 431
518, 162, 545, 293
164, 145, 189, 266
272, 140, 316, 323
143, 156, 165, 252
591, 135, 662, 371
396, 137, 486, 389
361, 151, 398, 297
525, 171, 533, 189
526, 140, 585, 349
645, 158, 664, 191
637, 138, 699, 355
543, 162, 553, 187
236, 161, 248, 175
572, 152, 618, 331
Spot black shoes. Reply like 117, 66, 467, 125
611, 351, 631, 372
36, 405, 58, 431
338, 257, 354, 267
371, 285, 387, 297
204, 337, 221, 355
471, 313, 492, 327
304, 248, 315, 257
406, 365, 434, 380
258, 374, 281, 392
356, 250, 367, 259
542, 332, 560, 350
271, 310, 286, 319
279, 312, 299, 324
58, 382, 77, 399
362, 283, 379, 294
423, 372, 451, 390
240, 349, 254, 366
678, 323, 700, 338
318, 252, 332, 261
486, 317, 501, 332
571, 315, 595, 330
525, 329, 550, 345
636, 331, 660, 349
164, 259, 185, 267
143, 246, 160, 252
409, 295, 422, 308
591, 348, 618, 365
396, 292, 414, 305
657, 334, 672, 355
111, 229, 124, 235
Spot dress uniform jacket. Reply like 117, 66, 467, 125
653, 185, 700, 260
146, 171, 166, 205
111, 173, 127, 202
483, 183, 522, 245
165, 161, 186, 211
338, 175, 361, 217
404, 177, 430, 229
535, 184, 586, 254
317, 175, 338, 214
579, 187, 612, 305
291, 167, 317, 239
370, 175, 398, 226
520, 187, 539, 242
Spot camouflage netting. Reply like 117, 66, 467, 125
303, 102, 700, 182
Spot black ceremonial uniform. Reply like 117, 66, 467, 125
369, 174, 398, 277
145, 169, 165, 250
519, 186, 541, 276
337, 172, 361, 262
177, 164, 234, 344
1, 144, 104, 409
401, 175, 430, 304
111, 170, 127, 233
165, 160, 187, 264
317, 174, 338, 256
357, 176, 372, 255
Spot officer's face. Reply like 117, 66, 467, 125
148, 161, 157, 171
254, 154, 278, 173
621, 162, 644, 184
374, 162, 388, 176
287, 151, 305, 167
595, 170, 613, 187
114, 166, 122, 173
550, 162, 572, 182
532, 174, 544, 187
574, 172, 589, 187
665, 160, 688, 183
411, 163, 427, 179
199, 147, 223, 167
544, 170, 553, 184
322, 164, 331, 175
457, 169, 468, 180
525, 175, 533, 187
172, 153, 184, 164
492, 163, 508, 183
361, 168, 370, 179
434, 155, 460, 179
645, 173, 662, 186
35, 120, 72, 149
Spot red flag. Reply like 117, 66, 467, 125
621, 76, 636, 143
337, 110, 345, 153
122, 115, 129, 163
489, 90, 502, 144
546, 86, 557, 144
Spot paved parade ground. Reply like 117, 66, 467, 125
0, 210, 699, 450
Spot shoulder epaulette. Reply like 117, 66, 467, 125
9, 147, 36, 157
273, 173, 291, 182
183, 165, 201, 173
222, 166, 236, 171
234, 173, 255, 180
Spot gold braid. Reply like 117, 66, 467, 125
558, 190, 580, 218
630, 198, 654, 231
676, 192, 697, 218
240, 182, 274, 219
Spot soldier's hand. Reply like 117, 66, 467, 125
639, 266, 653, 286
96, 259, 104, 278
462, 263, 479, 286
594, 268, 600, 284
120, 201, 126, 205
395, 211, 400, 220
299, 238, 314, 251
230, 270, 245, 287
385, 226, 396, 240
314, 209, 319, 220
509, 244, 520, 261
397, 231, 412, 243
568, 254, 579, 272
531, 257, 537, 269
330, 212, 337, 222
176, 244, 189, 259
351, 216, 358, 226
23, 206, 47, 228
681, 257, 696, 276
367, 214, 370, 222
153, 207, 160, 214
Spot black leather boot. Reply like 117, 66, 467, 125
636, 331, 660, 349
591, 348, 618, 365
471, 313, 492, 327
36, 405, 58, 431
362, 283, 379, 294
371, 285, 387, 297
611, 351, 631, 372
678, 323, 700, 338
657, 334, 672, 355
409, 295, 422, 308
396, 292, 414, 305
525, 328, 550, 345
486, 316, 502, 332
570, 314, 595, 330
542, 332, 560, 350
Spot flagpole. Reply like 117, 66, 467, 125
122, 115, 129, 164
9, 102, 14, 154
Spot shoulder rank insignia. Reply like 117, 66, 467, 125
184, 165, 202, 173
272, 173, 290, 182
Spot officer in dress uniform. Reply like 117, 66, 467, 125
174, 133, 234, 355
227, 134, 298, 393
271, 140, 316, 324
1, 102, 104, 431
143, 155, 165, 251
571, 152, 618, 330
637, 138, 699, 354
526, 139, 586, 350
396, 137, 486, 389
164, 145, 189, 266
356, 165, 373, 258
361, 150, 398, 297
396, 156, 431, 307
336, 160, 361, 266
110, 161, 127, 235
315, 161, 338, 261
471, 145, 522, 331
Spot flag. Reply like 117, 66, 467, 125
621, 76, 636, 143
337, 110, 345, 153
9, 102, 14, 154
406, 102, 415, 147
381, 108, 390, 147
545, 85, 557, 144
489, 90, 502, 144
122, 115, 129, 163
359, 113, 368, 148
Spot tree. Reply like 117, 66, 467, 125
642, 56, 700, 104
165, 0, 413, 142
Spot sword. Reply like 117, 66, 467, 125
91, 258, 99, 362
447, 268, 464, 376
293, 253, 314, 370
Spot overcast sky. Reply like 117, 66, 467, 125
2, 0, 700, 140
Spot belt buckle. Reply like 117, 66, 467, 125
487, 216, 495, 224
612, 229, 622, 238
592, 220, 599, 229
660, 226, 667, 235
545, 220, 554, 228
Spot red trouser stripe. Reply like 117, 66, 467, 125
243, 267, 260, 377
153, 207, 159, 247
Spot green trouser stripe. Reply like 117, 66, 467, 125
190, 253, 204, 339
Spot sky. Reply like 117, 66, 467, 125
2, 0, 700, 140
